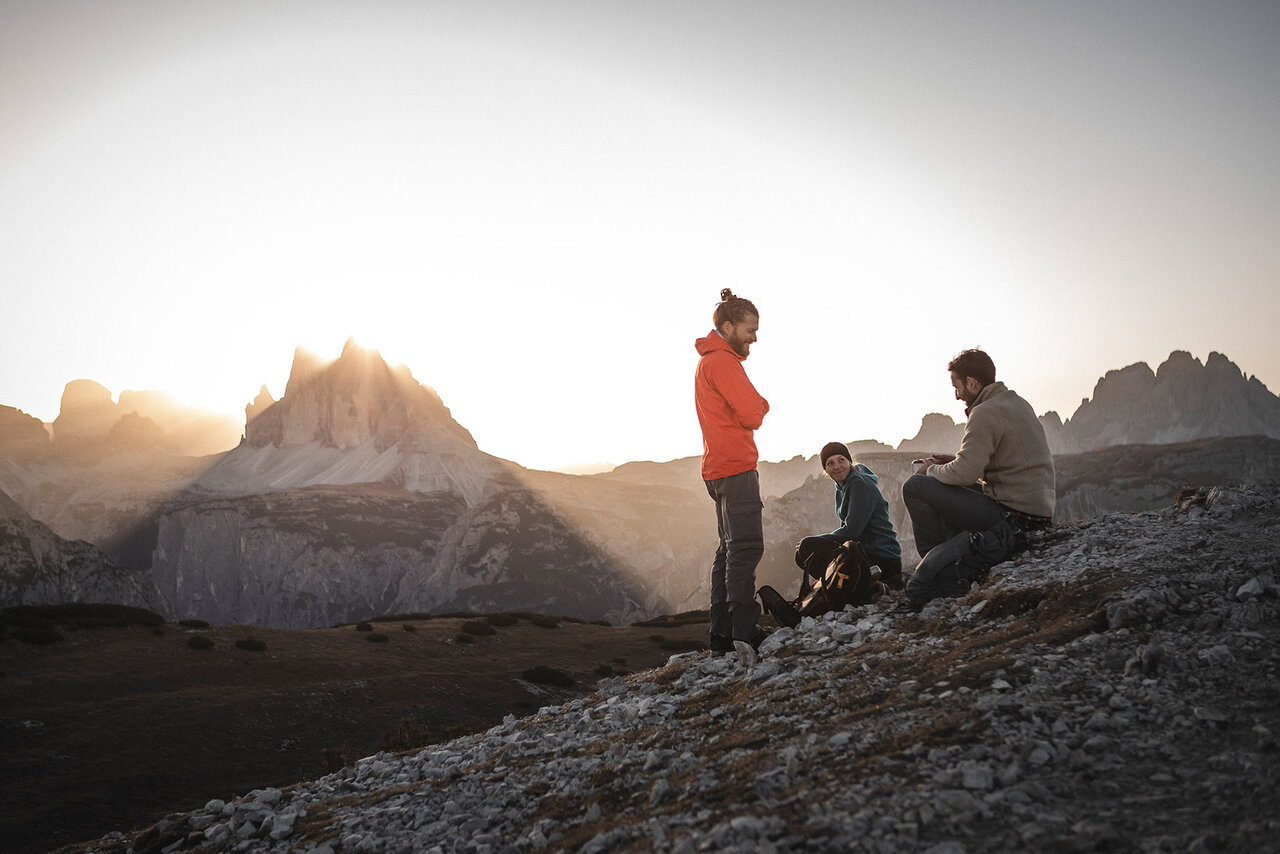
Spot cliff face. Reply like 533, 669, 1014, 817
0, 488, 163, 611
1053, 435, 1280, 521
150, 485, 466, 628
148, 482, 652, 628
0, 405, 49, 456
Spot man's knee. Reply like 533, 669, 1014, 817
902, 473, 932, 502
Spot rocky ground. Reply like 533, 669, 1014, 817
64, 485, 1280, 854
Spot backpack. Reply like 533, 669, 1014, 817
759, 539, 886, 629
904, 514, 1021, 610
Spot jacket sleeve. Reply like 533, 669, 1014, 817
928, 408, 996, 486
709, 355, 769, 429
827, 477, 875, 541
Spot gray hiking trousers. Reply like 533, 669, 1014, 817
705, 469, 764, 639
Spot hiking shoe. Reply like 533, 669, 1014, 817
710, 632, 734, 655
758, 585, 801, 629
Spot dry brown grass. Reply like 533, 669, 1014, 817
1, 613, 710, 854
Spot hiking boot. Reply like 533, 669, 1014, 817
709, 632, 734, 655
758, 585, 800, 629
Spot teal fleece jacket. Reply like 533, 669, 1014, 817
819, 463, 901, 561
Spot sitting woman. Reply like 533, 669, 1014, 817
796, 441, 903, 589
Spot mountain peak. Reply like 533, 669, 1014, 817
1063, 350, 1280, 452
244, 343, 475, 452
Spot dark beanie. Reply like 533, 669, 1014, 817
820, 441, 851, 468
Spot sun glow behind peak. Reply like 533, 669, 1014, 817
1, 2, 1277, 469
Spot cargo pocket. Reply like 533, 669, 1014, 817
726, 498, 764, 545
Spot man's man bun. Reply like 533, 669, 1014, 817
712, 289, 758, 328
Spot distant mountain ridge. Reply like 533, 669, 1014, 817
3, 346, 1279, 624
1056, 350, 1280, 452
891, 350, 1280, 456
48, 380, 241, 457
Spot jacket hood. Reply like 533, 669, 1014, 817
695, 331, 744, 361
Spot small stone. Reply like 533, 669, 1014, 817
1086, 710, 1110, 730
1197, 645, 1234, 667
1236, 577, 1265, 600
1193, 707, 1230, 723
962, 764, 994, 791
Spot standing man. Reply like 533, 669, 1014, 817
902, 348, 1055, 609
695, 288, 770, 654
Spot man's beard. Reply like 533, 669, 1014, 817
727, 333, 751, 358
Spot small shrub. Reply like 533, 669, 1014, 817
462, 620, 496, 636
455, 633, 474, 644
530, 615, 559, 629
235, 637, 266, 652
591, 619, 611, 626
366, 632, 390, 643
178, 619, 210, 629
660, 638, 705, 653
486, 613, 519, 628
402, 624, 417, 632
187, 635, 214, 651
14, 627, 63, 645
648, 634, 665, 645
594, 665, 614, 677
355, 621, 374, 632
521, 665, 574, 688
613, 657, 627, 665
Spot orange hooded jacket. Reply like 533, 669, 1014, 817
694, 330, 770, 481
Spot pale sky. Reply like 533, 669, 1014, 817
3, 0, 1278, 471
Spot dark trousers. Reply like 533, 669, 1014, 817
705, 469, 764, 639
902, 474, 1004, 557
795, 535, 903, 588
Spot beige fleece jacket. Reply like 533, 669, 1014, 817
926, 381, 1056, 518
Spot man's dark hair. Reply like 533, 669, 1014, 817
947, 348, 996, 387
712, 288, 758, 329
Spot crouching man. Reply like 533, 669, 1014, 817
902, 349, 1055, 609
